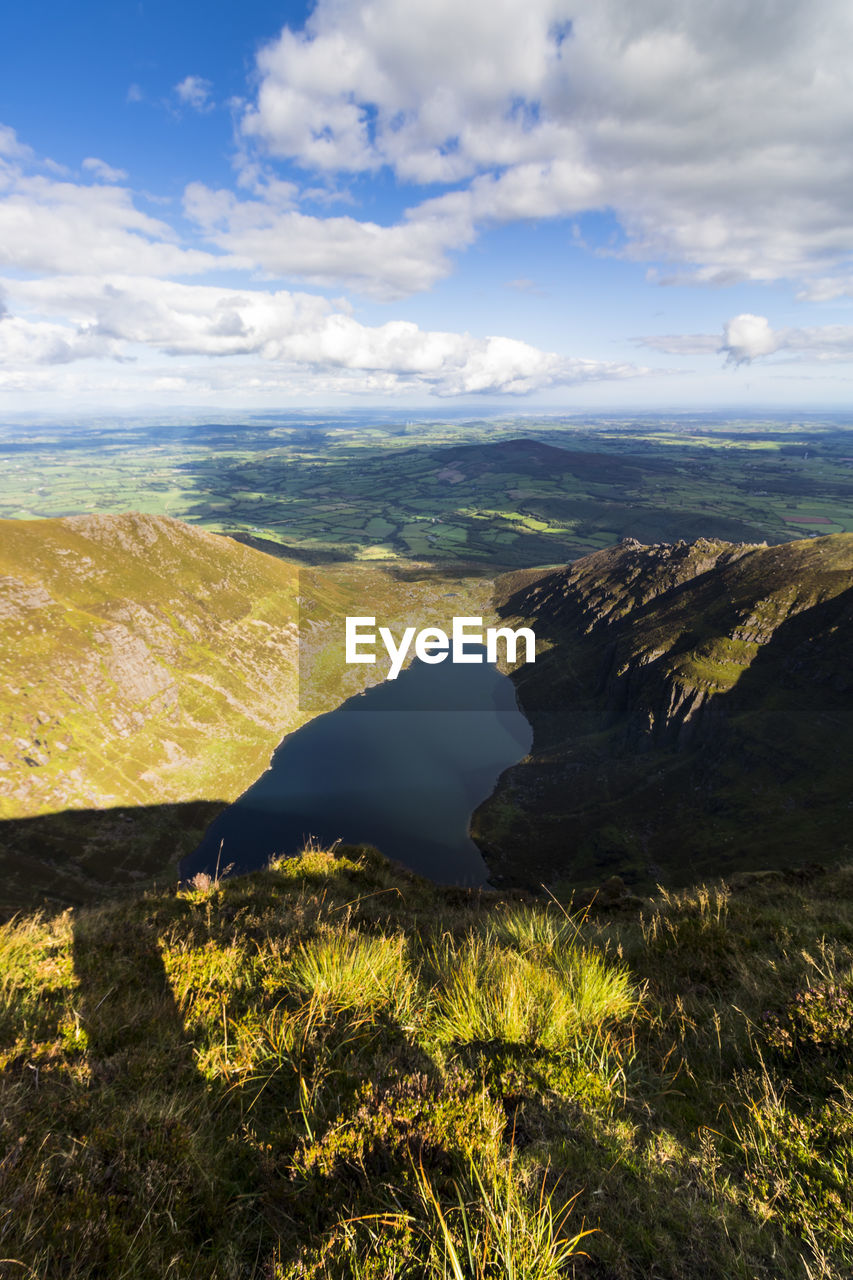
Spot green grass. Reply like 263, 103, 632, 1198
284, 929, 415, 1021
427, 926, 634, 1050
2, 845, 853, 1277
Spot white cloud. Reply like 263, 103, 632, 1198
0, 314, 121, 366
0, 143, 236, 277
0, 124, 650, 400
184, 181, 473, 299
238, 0, 853, 294
3, 275, 649, 395
0, 125, 33, 161
721, 316, 853, 365
175, 75, 214, 112
641, 313, 853, 365
82, 157, 128, 184
721, 315, 781, 365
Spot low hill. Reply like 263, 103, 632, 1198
1, 845, 851, 1278
476, 533, 853, 888
436, 437, 664, 484
0, 513, 492, 910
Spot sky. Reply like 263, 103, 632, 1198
2, 0, 853, 413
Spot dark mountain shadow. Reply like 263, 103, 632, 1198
0, 800, 225, 920
218, 530, 354, 564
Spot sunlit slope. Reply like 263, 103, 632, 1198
0, 513, 305, 819
0, 513, 493, 822
477, 534, 853, 887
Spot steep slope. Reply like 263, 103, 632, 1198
0, 513, 492, 908
475, 533, 853, 887
1, 513, 303, 817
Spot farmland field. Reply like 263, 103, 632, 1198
2, 412, 853, 568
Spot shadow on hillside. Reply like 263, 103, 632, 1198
62, 850, 442, 1273
68, 900, 268, 1270
0, 799, 225, 920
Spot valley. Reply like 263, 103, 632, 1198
2, 414, 852, 917
2, 417, 852, 1279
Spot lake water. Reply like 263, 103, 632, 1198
179, 650, 531, 887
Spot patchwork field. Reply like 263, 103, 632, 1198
3, 413, 853, 569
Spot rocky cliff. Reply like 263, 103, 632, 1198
475, 534, 853, 888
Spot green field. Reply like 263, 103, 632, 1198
3, 413, 853, 568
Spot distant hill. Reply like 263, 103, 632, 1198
431, 437, 766, 548
436, 436, 662, 484
476, 533, 853, 888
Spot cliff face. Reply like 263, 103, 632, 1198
475, 534, 853, 888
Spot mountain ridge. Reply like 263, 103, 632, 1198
476, 532, 853, 887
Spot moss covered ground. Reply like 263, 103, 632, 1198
2, 845, 852, 1277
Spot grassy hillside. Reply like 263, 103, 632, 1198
0, 513, 492, 910
477, 533, 853, 888
2, 845, 852, 1278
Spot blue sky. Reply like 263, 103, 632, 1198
2, 0, 853, 412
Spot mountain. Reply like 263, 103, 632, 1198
475, 533, 853, 888
0, 512, 491, 910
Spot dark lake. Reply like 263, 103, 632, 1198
179, 649, 531, 887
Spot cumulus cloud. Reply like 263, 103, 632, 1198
3, 275, 649, 395
175, 75, 214, 112
238, 0, 853, 293
720, 315, 782, 365
82, 157, 128, 184
0, 125, 651, 400
641, 313, 853, 366
0, 308, 122, 366
184, 181, 473, 299
0, 146, 237, 277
